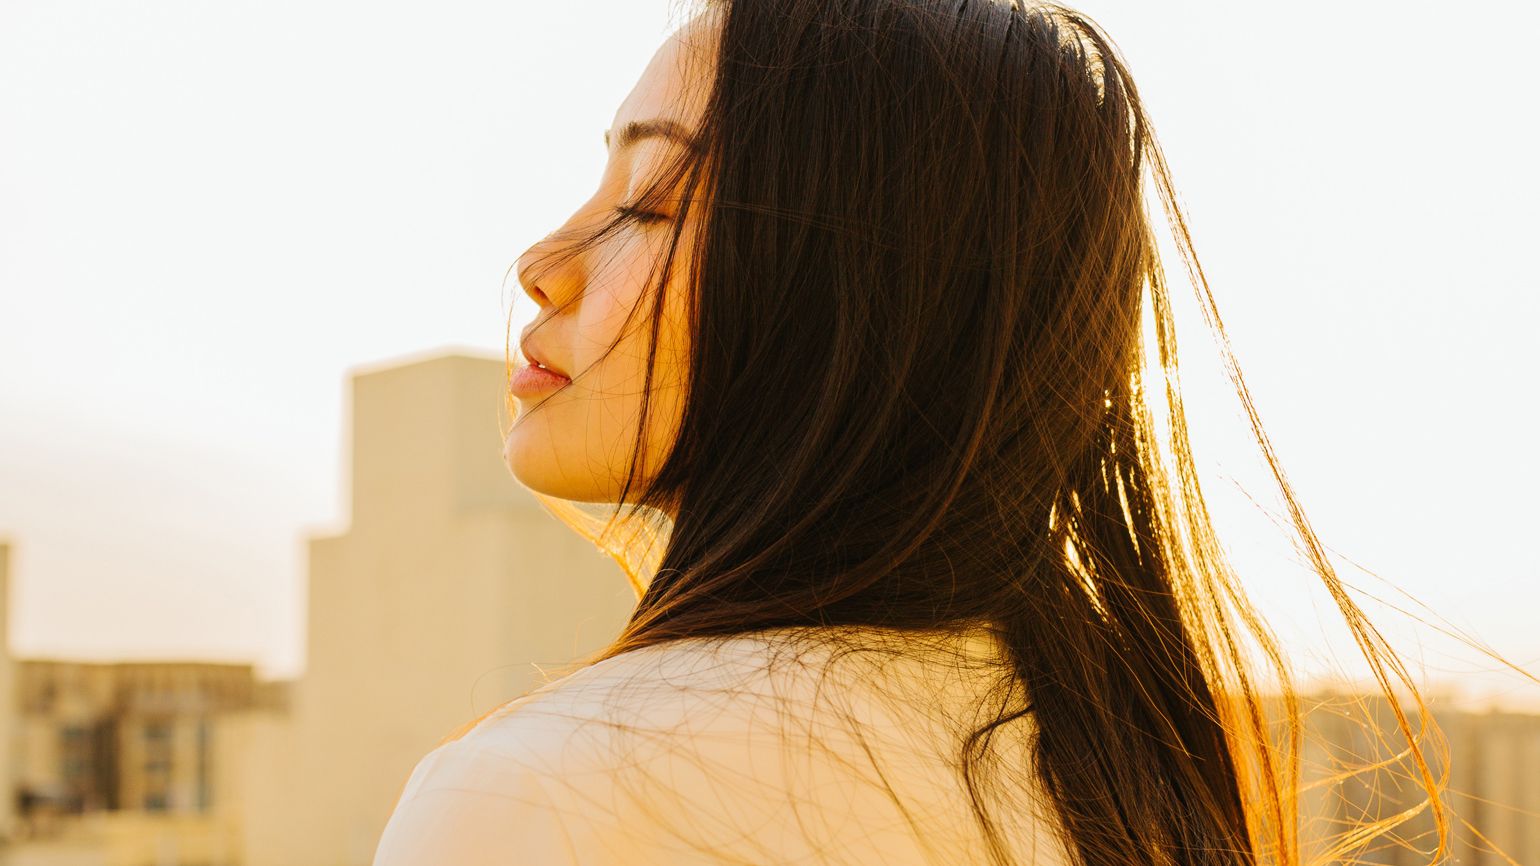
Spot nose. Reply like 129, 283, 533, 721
515, 216, 597, 315
515, 242, 556, 310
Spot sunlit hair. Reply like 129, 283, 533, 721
479, 1, 1471, 864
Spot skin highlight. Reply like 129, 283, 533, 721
502, 12, 716, 512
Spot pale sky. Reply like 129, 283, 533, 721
2, 0, 1535, 708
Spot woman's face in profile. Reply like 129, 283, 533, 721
503, 13, 716, 506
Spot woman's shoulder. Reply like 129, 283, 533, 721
375, 624, 1051, 866
448, 628, 848, 771
395, 629, 835, 796
374, 635, 780, 865
375, 630, 846, 865
457, 622, 1018, 765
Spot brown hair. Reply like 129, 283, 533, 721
488, 2, 1461, 864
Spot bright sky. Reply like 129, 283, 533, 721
2, 1, 1535, 707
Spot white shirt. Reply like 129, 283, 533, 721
372, 624, 1070, 865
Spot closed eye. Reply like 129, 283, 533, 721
613, 203, 673, 225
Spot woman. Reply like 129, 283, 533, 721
374, 1, 1446, 864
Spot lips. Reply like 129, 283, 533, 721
510, 362, 571, 395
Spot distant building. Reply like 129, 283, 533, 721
1298, 691, 1540, 865
1, 352, 1534, 864
8, 656, 286, 862
0, 541, 16, 845
232, 351, 637, 866
0, 352, 637, 866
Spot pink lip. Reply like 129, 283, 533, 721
510, 362, 572, 396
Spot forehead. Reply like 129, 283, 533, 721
611, 12, 717, 135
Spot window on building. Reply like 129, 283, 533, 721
62, 756, 87, 781
58, 722, 97, 809
196, 718, 212, 811
142, 719, 174, 806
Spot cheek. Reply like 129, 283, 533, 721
574, 242, 656, 352
504, 237, 693, 494
572, 242, 684, 390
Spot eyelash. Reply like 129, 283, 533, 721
613, 204, 672, 225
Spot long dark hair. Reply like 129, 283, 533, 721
488, 2, 1450, 864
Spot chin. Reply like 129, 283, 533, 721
502, 428, 556, 493
503, 432, 604, 503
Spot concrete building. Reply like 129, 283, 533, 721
232, 351, 638, 866
1296, 691, 1540, 865
1, 542, 16, 845
0, 351, 638, 866
6, 657, 285, 864
2, 351, 1534, 864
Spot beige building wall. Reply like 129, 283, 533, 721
237, 352, 638, 866
2, 353, 1538, 864
1, 541, 16, 845
1470, 711, 1540, 865
4, 657, 282, 865
1294, 692, 1540, 866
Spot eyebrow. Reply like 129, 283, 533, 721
603, 119, 702, 155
